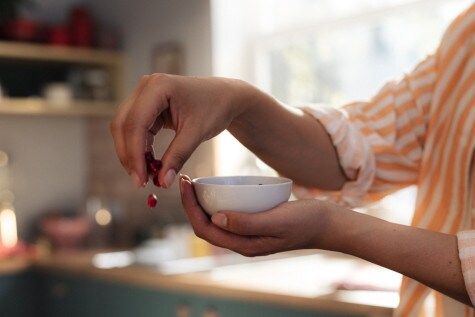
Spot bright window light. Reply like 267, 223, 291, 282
211, 0, 470, 222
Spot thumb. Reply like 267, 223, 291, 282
211, 210, 278, 236
159, 128, 201, 188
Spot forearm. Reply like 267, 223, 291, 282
329, 208, 471, 305
228, 82, 347, 190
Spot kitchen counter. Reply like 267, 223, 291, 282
9, 250, 399, 317
0, 257, 31, 275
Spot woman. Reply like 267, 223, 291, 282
111, 3, 475, 316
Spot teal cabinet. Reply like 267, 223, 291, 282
38, 273, 356, 317
0, 271, 361, 317
38, 273, 178, 317
0, 272, 38, 317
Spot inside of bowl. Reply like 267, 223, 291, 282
194, 176, 290, 186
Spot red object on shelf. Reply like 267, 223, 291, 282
46, 25, 70, 46
3, 18, 40, 42
41, 215, 90, 250
69, 6, 94, 47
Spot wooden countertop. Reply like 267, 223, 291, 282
25, 250, 399, 317
0, 256, 31, 275
0, 250, 399, 316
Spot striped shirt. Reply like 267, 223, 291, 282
297, 3, 475, 317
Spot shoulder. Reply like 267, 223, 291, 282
438, 4, 475, 62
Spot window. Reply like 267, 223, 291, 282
211, 0, 470, 223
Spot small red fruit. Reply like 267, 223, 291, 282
147, 194, 158, 208
145, 151, 155, 164
150, 159, 162, 173
145, 152, 161, 207
144, 152, 162, 175
153, 175, 161, 187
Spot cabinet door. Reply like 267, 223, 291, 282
40, 273, 197, 317
40, 273, 361, 317
0, 272, 38, 317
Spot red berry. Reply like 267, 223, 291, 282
145, 152, 155, 173
145, 152, 161, 207
153, 175, 161, 187
150, 159, 162, 173
145, 151, 155, 164
144, 152, 162, 175
147, 194, 158, 208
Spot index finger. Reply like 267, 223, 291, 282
123, 74, 172, 185
110, 75, 150, 174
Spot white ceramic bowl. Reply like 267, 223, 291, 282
192, 176, 292, 215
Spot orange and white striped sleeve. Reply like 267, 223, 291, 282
298, 54, 435, 207
299, 2, 475, 307
457, 231, 475, 304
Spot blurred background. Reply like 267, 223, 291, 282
0, 0, 470, 316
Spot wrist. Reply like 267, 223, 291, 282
314, 202, 368, 254
304, 200, 346, 252
330, 206, 394, 259
228, 80, 279, 130
224, 78, 256, 119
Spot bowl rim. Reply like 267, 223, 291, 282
191, 175, 292, 187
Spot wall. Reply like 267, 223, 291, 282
1, 0, 89, 240
87, 0, 213, 89
0, 117, 87, 240
1, 0, 214, 242
84, 0, 215, 245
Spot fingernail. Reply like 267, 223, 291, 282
212, 213, 228, 228
131, 172, 142, 188
179, 173, 188, 182
163, 169, 176, 188
179, 176, 185, 193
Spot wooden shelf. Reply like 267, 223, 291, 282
0, 98, 117, 117
0, 40, 123, 66
0, 41, 125, 116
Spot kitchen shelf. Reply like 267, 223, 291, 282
0, 40, 123, 66
0, 98, 117, 117
0, 41, 125, 116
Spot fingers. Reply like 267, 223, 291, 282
113, 74, 233, 190
122, 74, 171, 186
211, 208, 286, 237
112, 73, 200, 189
179, 175, 277, 256
110, 75, 150, 177
179, 174, 211, 226
159, 126, 202, 188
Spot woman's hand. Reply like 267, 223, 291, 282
179, 174, 338, 256
110, 74, 253, 188
179, 175, 472, 305
111, 74, 347, 192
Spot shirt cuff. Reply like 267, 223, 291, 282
457, 230, 475, 305
297, 104, 375, 207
